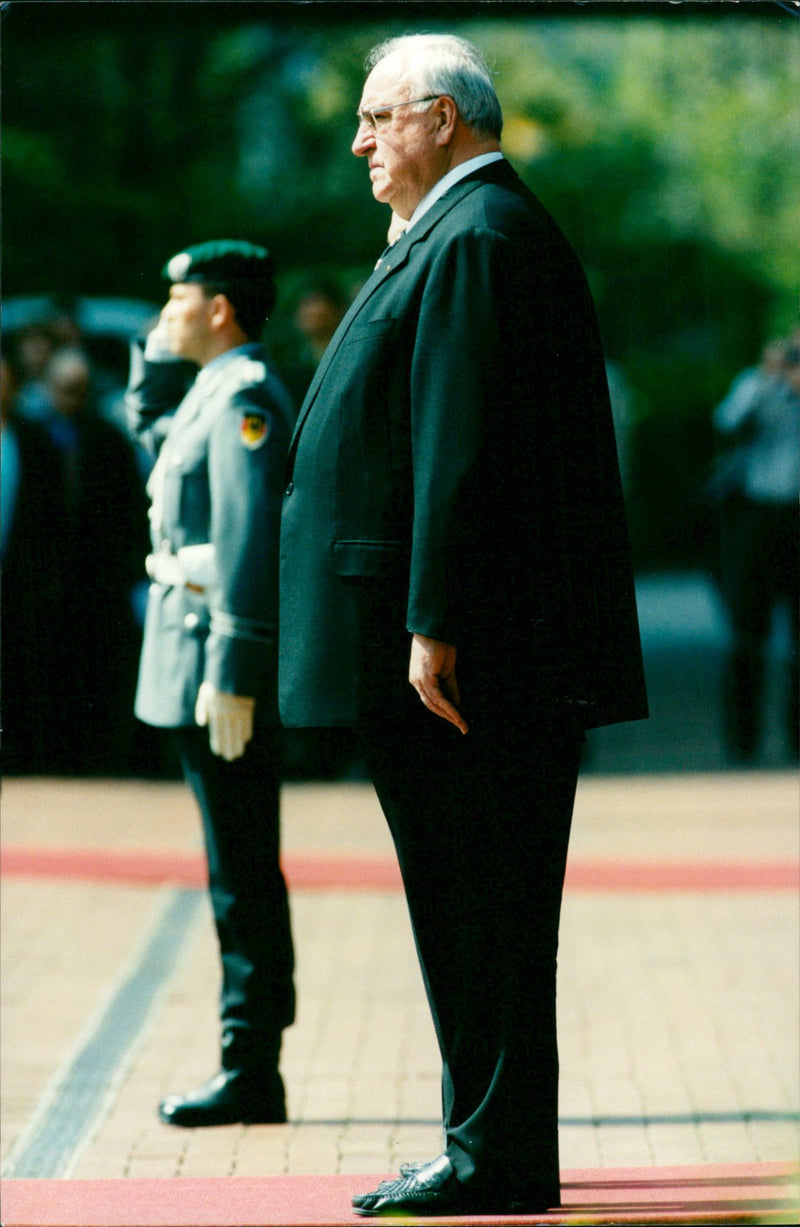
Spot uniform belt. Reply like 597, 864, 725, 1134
146, 543, 216, 591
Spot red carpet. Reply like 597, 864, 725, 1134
1, 1165, 797, 1226
2, 845, 797, 892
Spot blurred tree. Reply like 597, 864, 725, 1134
2, 1, 797, 567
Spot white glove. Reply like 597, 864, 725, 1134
177, 544, 217, 589
145, 544, 216, 591
195, 682, 255, 762
144, 319, 177, 362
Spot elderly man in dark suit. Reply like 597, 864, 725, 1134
279, 34, 648, 1217
127, 241, 296, 1127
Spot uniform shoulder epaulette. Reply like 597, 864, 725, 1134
235, 357, 269, 385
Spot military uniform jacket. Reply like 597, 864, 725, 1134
128, 342, 293, 728
279, 159, 648, 731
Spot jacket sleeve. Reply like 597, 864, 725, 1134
124, 338, 196, 459
203, 378, 290, 702
405, 226, 509, 642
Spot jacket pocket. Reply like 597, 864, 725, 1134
154, 583, 210, 634
332, 539, 406, 577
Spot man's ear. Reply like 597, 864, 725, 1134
433, 95, 459, 145
209, 293, 234, 331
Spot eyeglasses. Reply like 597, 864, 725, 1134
355, 96, 439, 134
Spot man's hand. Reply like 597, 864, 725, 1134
143, 317, 176, 362
195, 682, 255, 761
409, 634, 468, 734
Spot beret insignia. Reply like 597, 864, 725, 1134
166, 251, 193, 282
241, 412, 269, 450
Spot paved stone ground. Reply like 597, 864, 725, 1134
1, 772, 798, 1189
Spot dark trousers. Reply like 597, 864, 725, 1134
718, 497, 799, 762
173, 719, 295, 1063
358, 692, 582, 1196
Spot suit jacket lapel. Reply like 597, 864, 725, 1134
288, 161, 518, 453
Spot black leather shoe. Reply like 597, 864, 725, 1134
352, 1154, 559, 1216
398, 1160, 425, 1176
158, 1068, 286, 1127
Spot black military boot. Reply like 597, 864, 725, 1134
158, 1030, 286, 1127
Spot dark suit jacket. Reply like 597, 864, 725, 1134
279, 159, 647, 730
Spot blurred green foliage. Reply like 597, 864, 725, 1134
3, 1, 798, 566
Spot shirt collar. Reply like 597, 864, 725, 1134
198, 342, 261, 380
405, 152, 505, 232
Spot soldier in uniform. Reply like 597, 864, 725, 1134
127, 241, 296, 1126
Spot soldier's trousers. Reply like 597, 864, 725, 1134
173, 719, 296, 1060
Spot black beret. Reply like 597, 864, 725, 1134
162, 240, 274, 288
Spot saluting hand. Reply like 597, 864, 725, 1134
409, 634, 468, 734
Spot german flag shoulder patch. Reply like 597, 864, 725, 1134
240, 411, 269, 450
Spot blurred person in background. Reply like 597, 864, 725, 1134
12, 320, 58, 421
40, 346, 149, 774
126, 241, 296, 1127
294, 281, 348, 370
1, 353, 69, 772
282, 279, 349, 409
711, 332, 800, 764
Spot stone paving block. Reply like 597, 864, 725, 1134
748, 1121, 800, 1164
285, 1124, 341, 1174
296, 1074, 350, 1112
337, 1154, 386, 1175
179, 1151, 238, 1178
689, 1070, 750, 1114
232, 1127, 290, 1177
331, 1127, 393, 1176
390, 1123, 443, 1164
595, 1123, 655, 1166
337, 1131, 391, 1158
699, 1118, 767, 1164
234, 1152, 291, 1178
561, 1124, 603, 1169
122, 1130, 193, 1162
397, 1077, 439, 1120
590, 1078, 647, 1118
645, 1123, 706, 1167
345, 1080, 399, 1121
640, 1076, 695, 1115
123, 1155, 185, 1178
732, 1062, 795, 1111
560, 1076, 595, 1118
182, 1127, 248, 1157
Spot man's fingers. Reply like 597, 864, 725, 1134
415, 679, 468, 733
442, 671, 461, 710
408, 634, 468, 733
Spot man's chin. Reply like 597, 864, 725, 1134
370, 175, 391, 203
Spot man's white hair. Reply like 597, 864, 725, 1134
366, 33, 503, 139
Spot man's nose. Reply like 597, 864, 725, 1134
351, 123, 374, 156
